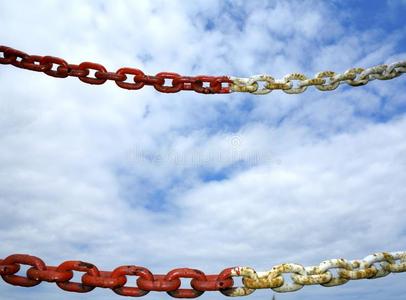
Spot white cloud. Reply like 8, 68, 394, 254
0, 1, 406, 300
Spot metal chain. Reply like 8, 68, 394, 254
0, 45, 231, 94
1, 251, 405, 298
230, 61, 406, 95
1, 45, 405, 95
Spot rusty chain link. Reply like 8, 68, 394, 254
230, 61, 406, 94
0, 45, 231, 94
1, 251, 405, 298
1, 45, 405, 95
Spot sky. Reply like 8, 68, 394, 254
0, 0, 406, 300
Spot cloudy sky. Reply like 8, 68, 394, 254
1, 0, 406, 300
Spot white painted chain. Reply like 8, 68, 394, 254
221, 251, 406, 296
230, 60, 406, 95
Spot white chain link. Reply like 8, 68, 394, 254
220, 251, 406, 296
230, 60, 406, 94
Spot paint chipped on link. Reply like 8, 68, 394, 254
0, 251, 406, 298
229, 60, 406, 94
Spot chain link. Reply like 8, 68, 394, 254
0, 251, 405, 298
1, 45, 405, 95
230, 61, 406, 94
0, 45, 231, 94
220, 251, 406, 296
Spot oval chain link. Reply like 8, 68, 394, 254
1, 45, 405, 95
230, 61, 406, 94
0, 251, 405, 297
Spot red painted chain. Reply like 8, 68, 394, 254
0, 45, 232, 94
0, 254, 235, 298
2, 252, 406, 297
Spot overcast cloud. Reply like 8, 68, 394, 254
0, 1, 406, 300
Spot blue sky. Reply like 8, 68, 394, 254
0, 1, 406, 300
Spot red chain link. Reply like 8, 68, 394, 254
0, 254, 235, 298
0, 45, 232, 94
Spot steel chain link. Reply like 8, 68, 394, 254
0, 45, 231, 94
0, 251, 405, 298
1, 45, 405, 95
230, 61, 406, 94
221, 251, 406, 296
